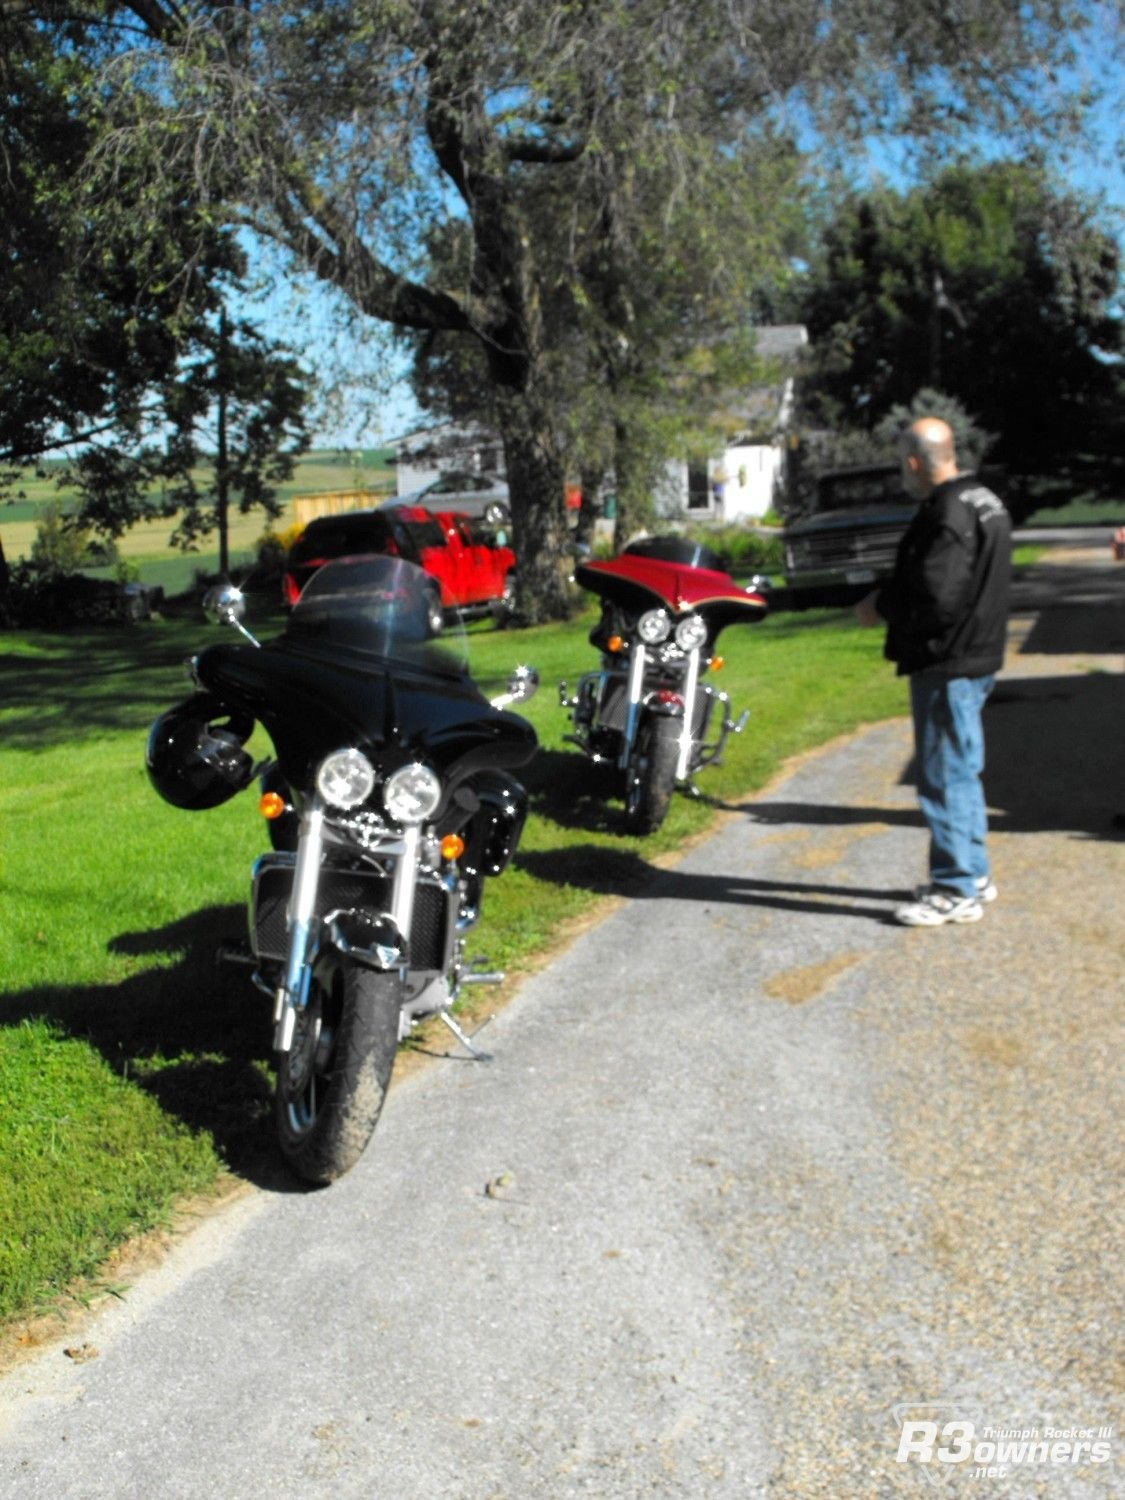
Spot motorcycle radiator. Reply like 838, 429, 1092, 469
250, 855, 450, 970
596, 674, 630, 731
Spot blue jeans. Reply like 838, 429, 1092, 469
909, 672, 995, 897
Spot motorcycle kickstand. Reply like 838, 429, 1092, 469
438, 1009, 494, 1061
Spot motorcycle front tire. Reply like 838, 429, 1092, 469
623, 714, 680, 835
275, 952, 402, 1185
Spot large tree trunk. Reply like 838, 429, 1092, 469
574, 463, 604, 550
0, 532, 10, 626
494, 385, 575, 624
610, 417, 657, 552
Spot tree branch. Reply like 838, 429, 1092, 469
503, 134, 586, 164
277, 169, 477, 333
118, 0, 186, 44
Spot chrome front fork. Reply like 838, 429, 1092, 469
274, 801, 326, 1052
628, 642, 702, 783
272, 805, 419, 1054
620, 643, 649, 768
676, 647, 702, 781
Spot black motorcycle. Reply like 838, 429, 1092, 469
146, 556, 538, 1183
559, 536, 768, 833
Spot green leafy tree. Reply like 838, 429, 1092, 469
28, 504, 115, 579
793, 162, 1123, 470
0, 10, 313, 582
402, 149, 805, 549
37, 0, 1117, 617
0, 11, 237, 468
68, 310, 311, 576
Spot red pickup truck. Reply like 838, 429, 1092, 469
282, 504, 516, 627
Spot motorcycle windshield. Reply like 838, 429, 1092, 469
284, 555, 469, 680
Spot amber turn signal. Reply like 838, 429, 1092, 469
607, 634, 625, 653
441, 834, 466, 862
259, 791, 287, 820
710, 655, 725, 672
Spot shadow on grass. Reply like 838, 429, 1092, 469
522, 746, 628, 834
0, 597, 287, 751
0, 627, 204, 749
0, 903, 303, 1192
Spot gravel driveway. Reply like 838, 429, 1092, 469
0, 548, 1121, 1499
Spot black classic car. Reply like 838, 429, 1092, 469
781, 464, 916, 609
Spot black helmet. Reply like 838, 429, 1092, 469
146, 693, 256, 810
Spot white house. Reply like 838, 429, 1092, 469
652, 324, 807, 523
385, 423, 504, 497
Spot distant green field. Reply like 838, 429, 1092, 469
1, 448, 398, 583
1023, 499, 1125, 526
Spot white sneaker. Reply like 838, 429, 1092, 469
896, 887, 984, 927
914, 875, 998, 903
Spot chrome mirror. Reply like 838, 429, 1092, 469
490, 664, 539, 709
203, 583, 260, 647
203, 582, 247, 624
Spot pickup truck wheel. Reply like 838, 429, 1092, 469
492, 577, 516, 622
425, 587, 445, 636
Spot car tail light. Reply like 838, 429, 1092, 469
281, 573, 301, 607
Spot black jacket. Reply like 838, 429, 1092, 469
876, 474, 1011, 678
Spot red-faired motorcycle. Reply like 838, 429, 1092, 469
559, 536, 769, 833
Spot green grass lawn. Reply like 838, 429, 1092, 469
0, 595, 906, 1332
1022, 499, 1125, 526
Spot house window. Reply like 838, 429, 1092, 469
687, 462, 711, 510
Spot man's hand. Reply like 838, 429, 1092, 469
854, 590, 881, 628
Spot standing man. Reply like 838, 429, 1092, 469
856, 416, 1012, 926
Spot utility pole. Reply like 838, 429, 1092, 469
929, 269, 967, 388
216, 306, 230, 578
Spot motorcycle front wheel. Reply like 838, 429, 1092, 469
275, 953, 402, 1185
623, 714, 681, 835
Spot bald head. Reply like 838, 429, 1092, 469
898, 417, 959, 499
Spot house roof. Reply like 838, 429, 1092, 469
713, 324, 807, 443
384, 421, 496, 462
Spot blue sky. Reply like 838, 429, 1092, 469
238, 41, 1124, 452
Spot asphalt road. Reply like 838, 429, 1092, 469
1, 550, 1122, 1500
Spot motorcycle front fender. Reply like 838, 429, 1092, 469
641, 695, 685, 719
320, 910, 406, 972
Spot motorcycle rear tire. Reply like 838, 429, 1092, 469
623, 715, 680, 835
275, 954, 402, 1185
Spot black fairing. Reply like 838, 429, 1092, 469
193, 636, 537, 805
452, 770, 529, 917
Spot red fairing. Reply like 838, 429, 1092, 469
576, 554, 768, 617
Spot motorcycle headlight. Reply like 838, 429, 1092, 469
637, 609, 671, 645
316, 748, 376, 810
383, 762, 442, 825
674, 614, 708, 651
